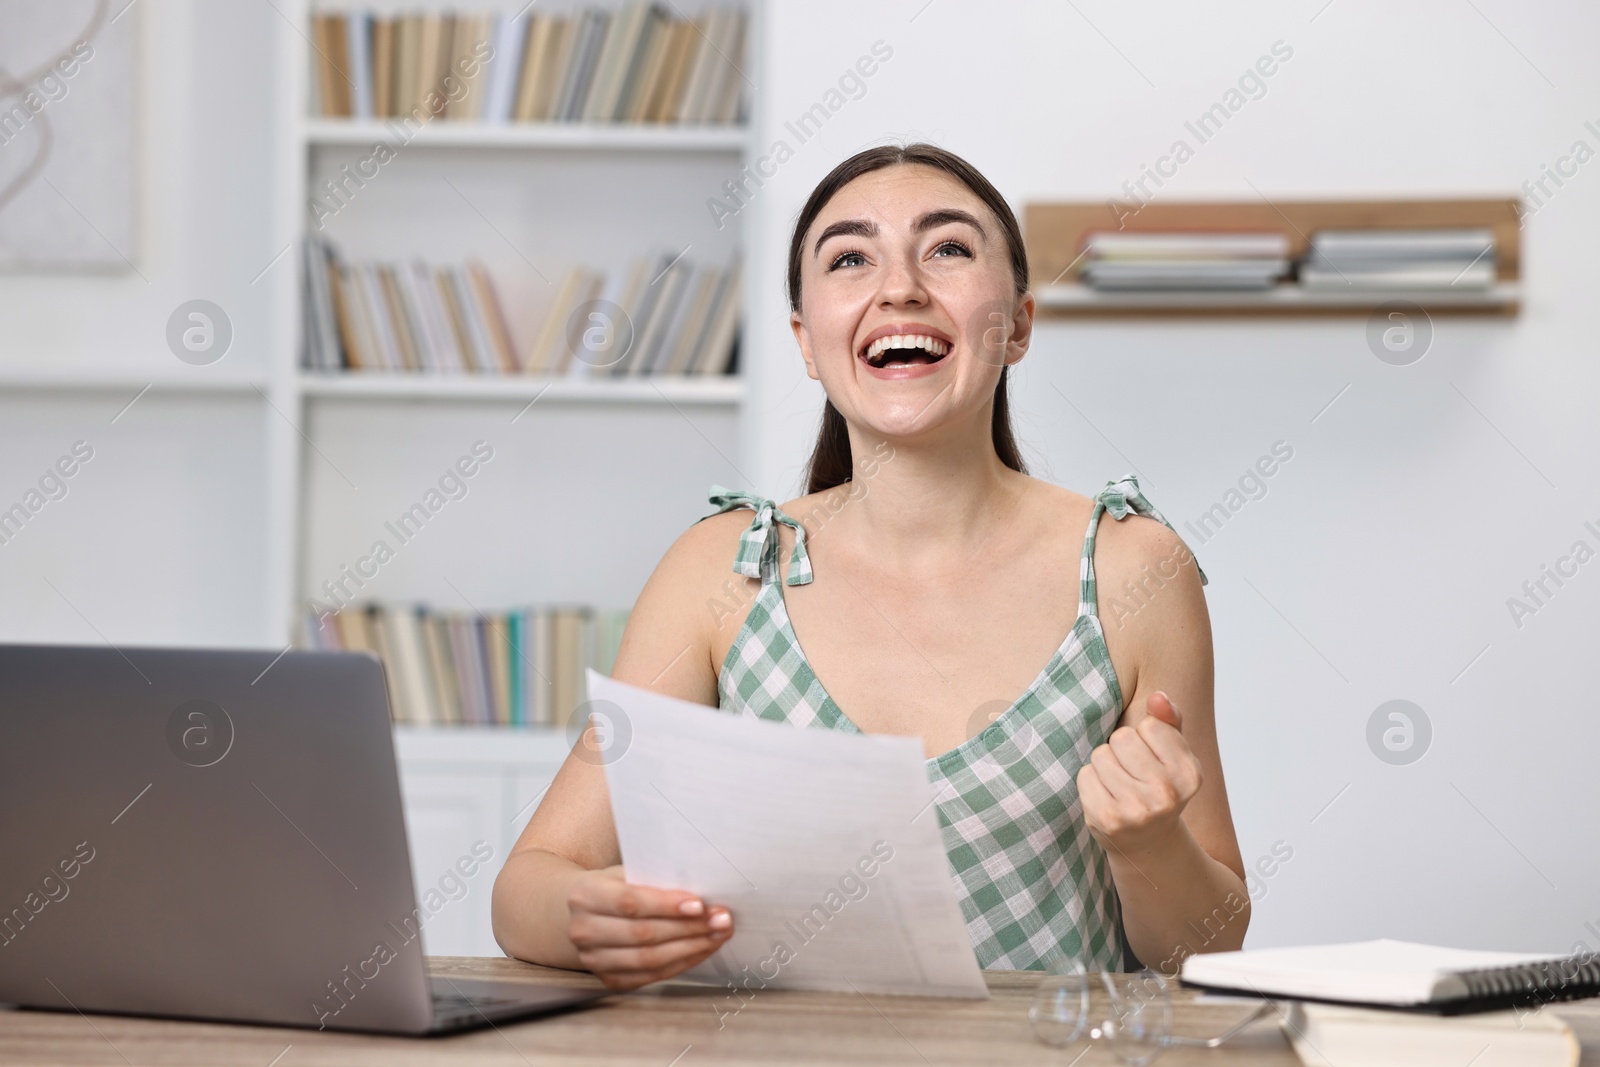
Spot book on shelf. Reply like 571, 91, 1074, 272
1080, 260, 1291, 290
301, 240, 740, 378
1083, 232, 1290, 260
1299, 228, 1498, 291
1078, 231, 1290, 291
1307, 228, 1496, 263
306, 602, 629, 728
1298, 261, 1498, 290
481, 14, 527, 121
308, 5, 747, 126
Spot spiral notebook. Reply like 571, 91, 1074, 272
1180, 940, 1600, 1014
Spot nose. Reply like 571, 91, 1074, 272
876, 250, 928, 309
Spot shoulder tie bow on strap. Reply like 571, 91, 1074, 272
1096, 474, 1208, 586
706, 486, 814, 587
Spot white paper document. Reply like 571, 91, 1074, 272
587, 671, 988, 999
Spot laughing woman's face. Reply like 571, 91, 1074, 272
791, 164, 1033, 452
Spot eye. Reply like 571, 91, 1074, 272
932, 240, 972, 258
828, 249, 867, 270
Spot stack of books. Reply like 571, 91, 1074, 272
302, 240, 740, 376
305, 603, 629, 728
1182, 939, 1597, 1067
1299, 229, 1498, 290
526, 255, 741, 376
1079, 231, 1291, 290
310, 5, 748, 125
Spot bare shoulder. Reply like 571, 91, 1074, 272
663, 508, 751, 567
1087, 487, 1209, 657
611, 508, 756, 702
642, 509, 752, 604
1095, 505, 1196, 573
1091, 498, 1203, 604
1006, 475, 1199, 579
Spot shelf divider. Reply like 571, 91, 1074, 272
295, 372, 744, 404
303, 119, 747, 152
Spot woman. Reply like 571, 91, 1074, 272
492, 144, 1248, 990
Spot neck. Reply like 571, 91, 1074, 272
828, 408, 1022, 567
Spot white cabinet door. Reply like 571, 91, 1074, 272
392, 727, 573, 957
397, 770, 507, 957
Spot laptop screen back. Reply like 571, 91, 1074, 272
0, 644, 435, 1033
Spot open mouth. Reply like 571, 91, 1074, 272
860, 333, 951, 369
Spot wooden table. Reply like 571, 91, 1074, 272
4, 957, 1600, 1066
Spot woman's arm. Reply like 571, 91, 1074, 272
490, 513, 750, 988
1078, 517, 1249, 976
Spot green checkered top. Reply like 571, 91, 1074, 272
706, 475, 1202, 972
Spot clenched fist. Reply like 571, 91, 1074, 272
1077, 691, 1203, 855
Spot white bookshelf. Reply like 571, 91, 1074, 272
276, 0, 761, 954
282, 0, 758, 633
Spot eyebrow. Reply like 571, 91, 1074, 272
812, 209, 987, 257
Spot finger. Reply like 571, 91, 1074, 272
1103, 731, 1187, 816
1134, 722, 1203, 799
598, 949, 723, 991
1076, 764, 1115, 826
570, 873, 708, 920
571, 907, 733, 949
1137, 713, 1196, 770
579, 932, 731, 976
1089, 742, 1140, 801
595, 956, 719, 992
1107, 726, 1166, 783
1146, 690, 1182, 730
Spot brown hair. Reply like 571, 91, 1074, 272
789, 143, 1029, 495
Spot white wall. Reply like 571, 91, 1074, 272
0, 0, 284, 379
744, 0, 1600, 953
0, 0, 288, 646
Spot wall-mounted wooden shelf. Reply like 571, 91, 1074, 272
1025, 198, 1523, 317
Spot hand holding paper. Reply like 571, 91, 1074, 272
587, 671, 987, 999
564, 864, 735, 990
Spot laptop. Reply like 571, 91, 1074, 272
0, 643, 608, 1034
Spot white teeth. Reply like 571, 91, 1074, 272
863, 334, 950, 362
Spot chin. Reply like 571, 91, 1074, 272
838, 385, 977, 441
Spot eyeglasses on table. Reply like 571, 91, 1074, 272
1028, 956, 1278, 1065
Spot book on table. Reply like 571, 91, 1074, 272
1182, 940, 1595, 1067
1180, 938, 1600, 1013
1284, 1000, 1577, 1067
